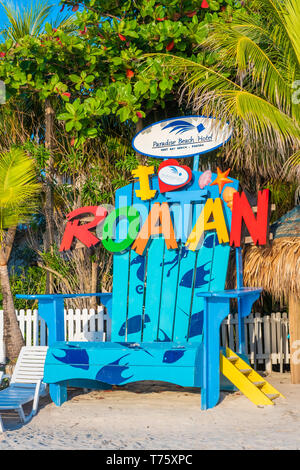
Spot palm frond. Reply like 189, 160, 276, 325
0, 148, 41, 237
0, 0, 74, 40
149, 0, 300, 177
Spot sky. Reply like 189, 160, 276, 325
0, 0, 67, 29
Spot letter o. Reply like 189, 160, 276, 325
102, 206, 140, 253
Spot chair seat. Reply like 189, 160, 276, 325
0, 384, 38, 409
44, 341, 203, 387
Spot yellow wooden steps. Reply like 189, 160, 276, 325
220, 347, 285, 406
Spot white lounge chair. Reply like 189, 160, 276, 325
0, 346, 48, 432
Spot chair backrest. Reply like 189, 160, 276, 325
110, 170, 238, 343
11, 346, 48, 384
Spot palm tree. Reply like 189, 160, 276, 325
0, 0, 74, 41
0, 0, 75, 295
158, 0, 300, 179
0, 148, 41, 361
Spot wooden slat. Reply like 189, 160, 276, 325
271, 313, 278, 364
263, 314, 272, 373
282, 312, 289, 364
110, 183, 133, 342
126, 181, 149, 342
143, 178, 166, 342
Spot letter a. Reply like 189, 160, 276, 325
185, 198, 229, 251
132, 202, 178, 255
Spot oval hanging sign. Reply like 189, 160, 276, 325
132, 116, 232, 159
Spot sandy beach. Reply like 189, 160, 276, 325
0, 372, 299, 450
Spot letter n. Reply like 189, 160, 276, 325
230, 189, 270, 247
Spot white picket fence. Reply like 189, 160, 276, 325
0, 309, 290, 372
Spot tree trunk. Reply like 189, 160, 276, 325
0, 228, 25, 362
289, 294, 300, 384
44, 99, 55, 294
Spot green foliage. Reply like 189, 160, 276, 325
158, 0, 300, 178
0, 266, 46, 309
265, 181, 298, 222
0, 0, 240, 148
0, 148, 41, 240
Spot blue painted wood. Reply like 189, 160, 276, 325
172, 244, 197, 341
49, 383, 67, 406
126, 182, 149, 342
44, 341, 203, 389
236, 247, 245, 353
17, 166, 263, 411
142, 178, 166, 342
197, 287, 262, 409
110, 183, 133, 342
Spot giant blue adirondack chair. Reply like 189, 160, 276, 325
17, 166, 261, 410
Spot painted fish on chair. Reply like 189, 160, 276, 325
179, 262, 211, 288
95, 354, 133, 385
118, 314, 151, 336
176, 307, 204, 338
52, 348, 90, 370
162, 348, 186, 363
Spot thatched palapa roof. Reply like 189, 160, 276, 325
243, 206, 300, 303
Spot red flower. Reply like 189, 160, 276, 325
70, 137, 75, 147
118, 33, 126, 41
201, 0, 209, 8
0, 52, 6, 57
126, 69, 134, 79
72, 5, 79, 12
166, 40, 175, 51
136, 111, 143, 119
157, 17, 166, 21
80, 26, 87, 35
62, 92, 71, 98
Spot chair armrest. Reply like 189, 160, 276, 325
196, 287, 262, 299
98, 293, 112, 317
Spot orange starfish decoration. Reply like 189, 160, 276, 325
210, 167, 232, 194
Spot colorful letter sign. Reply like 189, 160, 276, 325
131, 165, 157, 200
185, 198, 229, 251
59, 165, 271, 254
132, 202, 178, 255
102, 206, 140, 253
230, 189, 270, 247
59, 206, 108, 251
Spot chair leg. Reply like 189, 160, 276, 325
0, 415, 4, 432
49, 383, 67, 406
32, 381, 41, 416
17, 406, 26, 423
